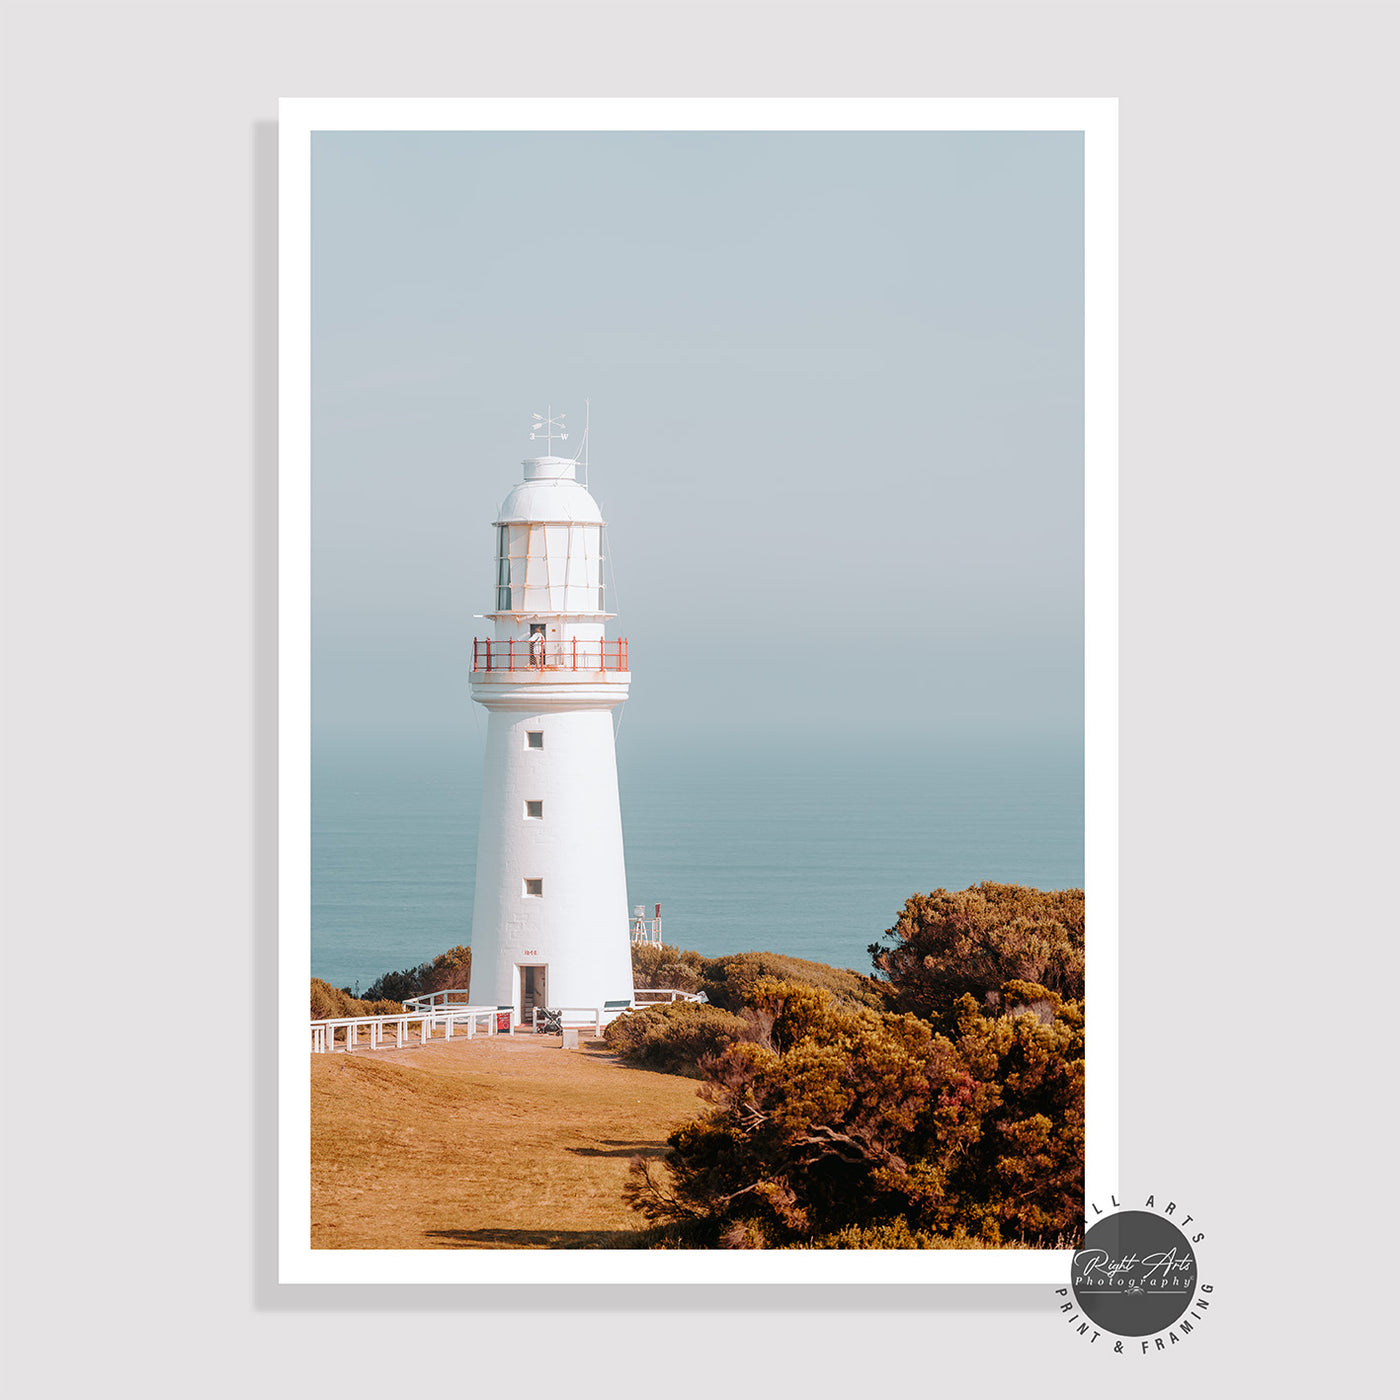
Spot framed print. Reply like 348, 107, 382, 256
279, 97, 1118, 1284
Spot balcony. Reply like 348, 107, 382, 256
472, 637, 629, 673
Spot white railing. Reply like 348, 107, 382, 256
310, 1005, 515, 1054
401, 988, 476, 1014
311, 989, 708, 1050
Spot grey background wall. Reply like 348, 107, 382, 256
2, 3, 1393, 1395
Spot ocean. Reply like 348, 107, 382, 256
311, 732, 1084, 994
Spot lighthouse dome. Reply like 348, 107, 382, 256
496, 456, 603, 524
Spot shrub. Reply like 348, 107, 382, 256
625, 978, 1084, 1248
798, 1219, 1010, 1249
633, 942, 889, 1011
698, 950, 891, 1014
870, 882, 1085, 1023
603, 1001, 769, 1076
794, 1220, 1069, 1249
309, 978, 402, 1020
630, 945, 889, 1013
630, 942, 706, 994
362, 945, 472, 1003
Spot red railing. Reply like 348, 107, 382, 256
472, 637, 629, 673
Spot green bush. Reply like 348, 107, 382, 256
603, 1000, 768, 1076
362, 945, 472, 1003
697, 950, 891, 1014
630, 942, 705, 994
631, 943, 890, 1013
871, 882, 1085, 1023
796, 1220, 1035, 1250
309, 978, 403, 1020
625, 978, 1084, 1248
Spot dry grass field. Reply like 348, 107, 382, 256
310, 1032, 704, 1249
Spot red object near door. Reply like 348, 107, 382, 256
496, 1013, 511, 1033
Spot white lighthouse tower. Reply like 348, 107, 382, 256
466, 414, 634, 1023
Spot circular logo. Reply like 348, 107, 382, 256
1071, 1210, 1199, 1337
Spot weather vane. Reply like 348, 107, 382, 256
528, 406, 568, 454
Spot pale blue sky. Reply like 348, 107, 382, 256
311, 131, 1084, 749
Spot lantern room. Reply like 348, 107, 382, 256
489, 457, 609, 622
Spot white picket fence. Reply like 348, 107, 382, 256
310, 1005, 513, 1054
401, 988, 479, 1015
309, 987, 705, 1054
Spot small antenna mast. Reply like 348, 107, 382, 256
581, 398, 591, 489
529, 405, 568, 454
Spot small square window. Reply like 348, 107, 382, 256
525, 800, 543, 819
524, 878, 543, 897
526, 731, 544, 749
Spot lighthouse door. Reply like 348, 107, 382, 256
521, 965, 547, 1020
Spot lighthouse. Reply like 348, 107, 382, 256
466, 418, 635, 1023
